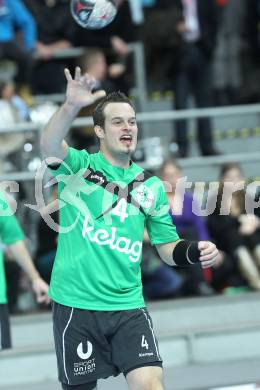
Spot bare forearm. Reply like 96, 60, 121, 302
8, 241, 40, 282
48, 40, 72, 50
8, 241, 50, 304
41, 101, 79, 160
156, 240, 181, 265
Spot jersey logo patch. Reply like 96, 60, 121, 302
132, 184, 154, 209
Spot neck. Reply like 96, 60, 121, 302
100, 146, 131, 169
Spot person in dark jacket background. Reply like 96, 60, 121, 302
170, 0, 220, 157
0, 0, 36, 87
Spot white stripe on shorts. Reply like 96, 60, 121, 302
62, 307, 74, 384
139, 308, 161, 360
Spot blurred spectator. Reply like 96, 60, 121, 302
207, 163, 260, 291
142, 0, 183, 91
159, 159, 216, 296
242, 0, 260, 103
0, 80, 28, 172
79, 48, 126, 94
0, 0, 36, 89
212, 0, 245, 106
0, 79, 30, 120
245, 0, 260, 64
24, 0, 76, 94
169, 0, 220, 157
159, 159, 239, 294
73, 0, 136, 94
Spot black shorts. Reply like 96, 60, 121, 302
52, 302, 162, 386
0, 304, 12, 350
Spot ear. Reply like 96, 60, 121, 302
94, 125, 105, 140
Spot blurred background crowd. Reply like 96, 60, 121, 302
1, 0, 260, 314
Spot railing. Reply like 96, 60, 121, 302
1, 42, 147, 106
1, 103, 260, 182
2, 103, 260, 133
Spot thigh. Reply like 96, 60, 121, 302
62, 382, 97, 390
126, 366, 164, 390
0, 304, 12, 349
111, 308, 162, 375
52, 302, 118, 387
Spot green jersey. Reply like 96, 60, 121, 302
48, 147, 179, 310
0, 193, 24, 304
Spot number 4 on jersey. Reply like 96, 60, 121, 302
112, 198, 129, 222
141, 335, 149, 350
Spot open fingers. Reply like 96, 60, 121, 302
81, 73, 96, 90
64, 68, 72, 81
74, 66, 81, 81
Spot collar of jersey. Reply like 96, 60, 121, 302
97, 151, 135, 177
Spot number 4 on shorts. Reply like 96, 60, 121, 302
141, 335, 149, 350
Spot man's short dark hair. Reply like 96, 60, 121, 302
93, 91, 135, 128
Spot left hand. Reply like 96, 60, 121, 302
36, 42, 53, 60
198, 241, 219, 268
32, 277, 50, 304
108, 63, 126, 78
111, 36, 129, 57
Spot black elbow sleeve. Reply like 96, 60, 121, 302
172, 240, 200, 266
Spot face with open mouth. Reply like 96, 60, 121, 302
98, 102, 138, 158
119, 133, 134, 146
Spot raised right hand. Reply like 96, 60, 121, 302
64, 67, 106, 110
